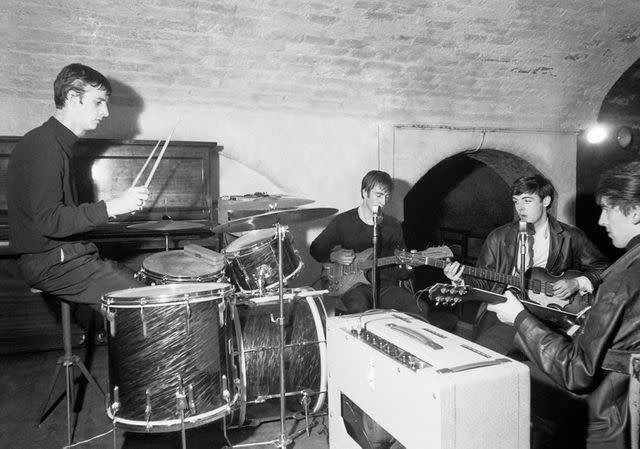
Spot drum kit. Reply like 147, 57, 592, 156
101, 196, 338, 449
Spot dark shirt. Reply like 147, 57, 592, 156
7, 117, 108, 255
310, 207, 408, 283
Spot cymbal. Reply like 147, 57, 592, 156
127, 220, 206, 232
211, 207, 338, 233
218, 194, 314, 211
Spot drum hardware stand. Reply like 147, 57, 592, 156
109, 386, 120, 449
38, 299, 106, 447
222, 223, 315, 449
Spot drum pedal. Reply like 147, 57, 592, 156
301, 389, 312, 436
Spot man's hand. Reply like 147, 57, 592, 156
106, 186, 150, 217
552, 278, 579, 300
487, 290, 525, 326
330, 248, 355, 266
443, 260, 464, 282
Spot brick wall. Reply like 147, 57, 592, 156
3, 0, 640, 131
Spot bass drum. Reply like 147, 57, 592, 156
101, 283, 235, 432
227, 288, 332, 425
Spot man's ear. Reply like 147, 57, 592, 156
631, 207, 640, 225
542, 195, 552, 208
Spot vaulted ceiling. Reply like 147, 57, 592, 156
4, 0, 640, 131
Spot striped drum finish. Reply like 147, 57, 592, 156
227, 288, 330, 425
101, 283, 235, 432
223, 229, 302, 293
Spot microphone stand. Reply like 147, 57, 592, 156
518, 221, 527, 300
372, 210, 379, 309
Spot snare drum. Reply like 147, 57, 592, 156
227, 288, 330, 425
223, 229, 302, 293
101, 283, 235, 432
137, 250, 226, 285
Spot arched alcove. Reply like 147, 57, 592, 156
403, 149, 546, 294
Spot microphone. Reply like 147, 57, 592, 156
518, 220, 527, 234
372, 205, 383, 225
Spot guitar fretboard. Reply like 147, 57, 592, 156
420, 258, 528, 289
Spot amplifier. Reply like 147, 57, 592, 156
327, 311, 530, 449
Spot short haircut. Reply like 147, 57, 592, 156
511, 174, 556, 207
361, 170, 393, 197
53, 63, 112, 109
596, 161, 640, 214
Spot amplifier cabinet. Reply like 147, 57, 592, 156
327, 311, 530, 449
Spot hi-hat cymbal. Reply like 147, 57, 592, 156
127, 220, 206, 232
211, 207, 338, 233
218, 194, 314, 211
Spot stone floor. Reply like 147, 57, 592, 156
0, 345, 330, 449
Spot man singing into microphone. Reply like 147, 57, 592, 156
444, 174, 607, 355
310, 170, 428, 320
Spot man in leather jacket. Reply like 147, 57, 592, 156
490, 161, 640, 448
445, 174, 607, 355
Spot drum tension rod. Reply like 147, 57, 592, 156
140, 298, 148, 338
301, 389, 312, 436
270, 314, 286, 326
144, 389, 152, 431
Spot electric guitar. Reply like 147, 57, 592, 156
427, 283, 588, 336
321, 246, 453, 297
399, 247, 593, 313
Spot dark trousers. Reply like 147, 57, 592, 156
18, 244, 143, 312
339, 283, 429, 321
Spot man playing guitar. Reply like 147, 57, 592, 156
310, 170, 428, 320
444, 174, 607, 355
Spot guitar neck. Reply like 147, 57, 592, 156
422, 258, 521, 286
356, 255, 400, 271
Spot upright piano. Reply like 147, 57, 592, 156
0, 136, 221, 353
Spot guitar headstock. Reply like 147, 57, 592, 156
396, 246, 454, 266
427, 283, 469, 306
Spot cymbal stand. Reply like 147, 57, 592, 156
223, 222, 314, 449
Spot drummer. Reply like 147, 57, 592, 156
310, 170, 429, 320
7, 63, 149, 317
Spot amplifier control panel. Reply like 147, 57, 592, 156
347, 327, 431, 371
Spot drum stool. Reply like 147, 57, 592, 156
36, 290, 106, 446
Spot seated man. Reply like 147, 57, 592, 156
444, 174, 607, 355
310, 170, 427, 320
487, 162, 640, 448
7, 63, 149, 314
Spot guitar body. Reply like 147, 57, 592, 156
524, 267, 593, 313
322, 248, 374, 297
322, 246, 453, 297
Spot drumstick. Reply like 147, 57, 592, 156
144, 117, 180, 189
131, 139, 161, 188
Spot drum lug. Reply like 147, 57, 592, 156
140, 298, 148, 338
187, 384, 196, 414
270, 313, 286, 326
175, 375, 189, 414
222, 374, 230, 403
110, 385, 121, 418
144, 389, 152, 431
219, 300, 226, 327
103, 305, 117, 338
